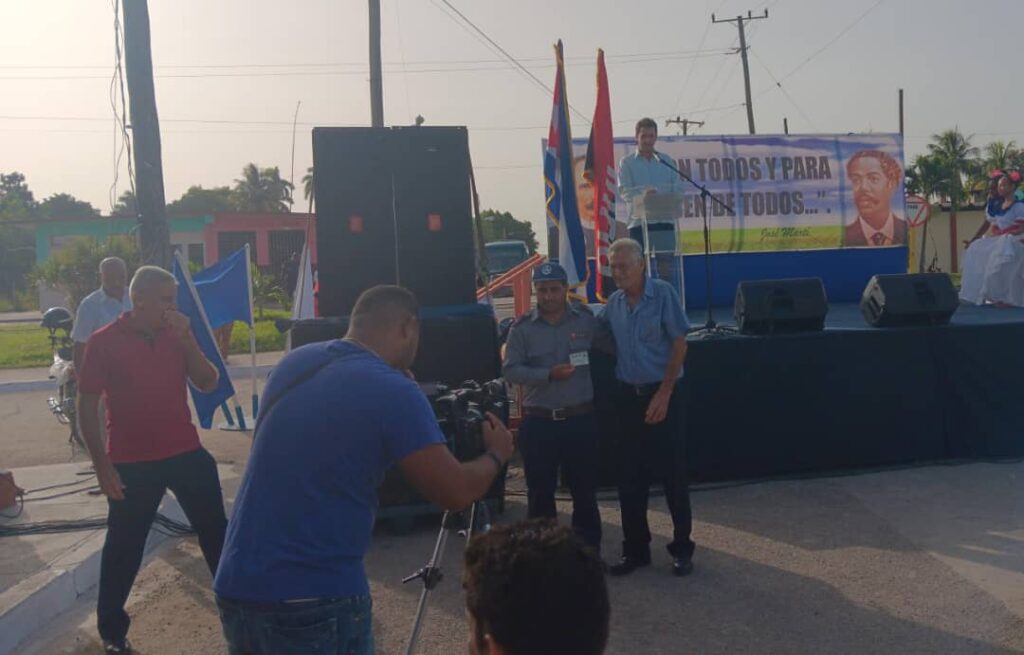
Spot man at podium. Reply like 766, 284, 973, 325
617, 117, 683, 283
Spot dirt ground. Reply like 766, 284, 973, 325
6, 386, 1024, 654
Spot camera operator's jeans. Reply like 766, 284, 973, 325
217, 595, 374, 655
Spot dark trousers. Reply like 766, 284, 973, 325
97, 447, 227, 643
217, 595, 374, 655
617, 382, 694, 561
518, 413, 602, 551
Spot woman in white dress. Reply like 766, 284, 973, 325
959, 170, 1024, 307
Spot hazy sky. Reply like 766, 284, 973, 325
3, 0, 1022, 248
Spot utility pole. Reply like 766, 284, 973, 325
665, 116, 704, 135
898, 88, 904, 137
369, 0, 384, 127
121, 0, 171, 269
783, 117, 789, 134
712, 9, 768, 135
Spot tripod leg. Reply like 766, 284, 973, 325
405, 512, 452, 655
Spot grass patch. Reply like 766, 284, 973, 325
0, 324, 55, 369
0, 309, 289, 369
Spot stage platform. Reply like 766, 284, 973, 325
591, 302, 1024, 485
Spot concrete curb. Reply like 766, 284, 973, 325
0, 364, 276, 395
0, 498, 187, 655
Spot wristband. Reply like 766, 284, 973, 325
484, 449, 505, 471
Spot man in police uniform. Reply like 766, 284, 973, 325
502, 263, 603, 552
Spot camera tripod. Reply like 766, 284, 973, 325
402, 500, 491, 655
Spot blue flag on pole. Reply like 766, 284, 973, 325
192, 247, 252, 329
173, 253, 236, 429
544, 40, 589, 299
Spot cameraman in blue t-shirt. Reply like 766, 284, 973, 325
214, 285, 515, 655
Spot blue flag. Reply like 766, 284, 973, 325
173, 254, 236, 429
192, 247, 252, 329
544, 40, 589, 299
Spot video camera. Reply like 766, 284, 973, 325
424, 379, 509, 462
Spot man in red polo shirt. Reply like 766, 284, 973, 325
77, 265, 227, 654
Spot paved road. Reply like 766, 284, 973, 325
7, 385, 1024, 655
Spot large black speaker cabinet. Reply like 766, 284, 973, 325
312, 126, 477, 314
860, 273, 958, 327
734, 277, 828, 335
313, 128, 397, 317
391, 126, 476, 306
289, 308, 499, 387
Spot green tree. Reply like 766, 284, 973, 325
233, 164, 294, 213
300, 166, 315, 213
905, 155, 948, 202
32, 236, 140, 310
38, 193, 100, 219
479, 209, 538, 253
980, 140, 1019, 175
302, 166, 314, 203
0, 172, 37, 221
250, 263, 286, 319
167, 185, 238, 215
0, 224, 35, 308
927, 128, 979, 202
113, 190, 138, 216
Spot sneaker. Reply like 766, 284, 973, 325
102, 638, 133, 654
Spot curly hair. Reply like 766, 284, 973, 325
846, 149, 902, 186
463, 520, 610, 655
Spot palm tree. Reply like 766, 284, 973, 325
233, 163, 295, 213
905, 155, 949, 273
301, 166, 315, 213
927, 128, 980, 272
982, 140, 1019, 173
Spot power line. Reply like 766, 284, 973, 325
0, 49, 733, 70
431, 0, 589, 124
670, 0, 728, 114
0, 53, 730, 81
0, 103, 747, 132
747, 46, 816, 130
756, 0, 885, 95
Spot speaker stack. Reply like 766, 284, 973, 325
313, 126, 477, 317
306, 126, 501, 518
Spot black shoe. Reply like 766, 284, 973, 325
103, 638, 133, 654
672, 557, 694, 577
608, 555, 650, 577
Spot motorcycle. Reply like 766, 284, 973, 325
41, 307, 85, 451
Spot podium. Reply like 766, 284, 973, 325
631, 192, 686, 305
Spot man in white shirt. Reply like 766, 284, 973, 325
71, 257, 130, 449
71, 257, 131, 372
844, 150, 907, 247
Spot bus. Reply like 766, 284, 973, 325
484, 240, 530, 277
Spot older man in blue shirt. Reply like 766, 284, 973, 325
599, 238, 694, 577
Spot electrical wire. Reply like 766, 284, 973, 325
0, 49, 734, 71
0, 512, 194, 538
754, 0, 886, 96
108, 0, 136, 217
747, 46, 816, 130
431, 0, 589, 124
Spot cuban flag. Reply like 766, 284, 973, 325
544, 40, 589, 298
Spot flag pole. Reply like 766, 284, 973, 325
174, 249, 246, 429
244, 243, 259, 419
